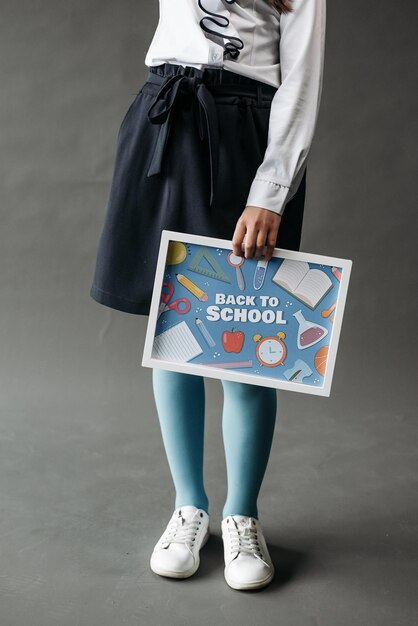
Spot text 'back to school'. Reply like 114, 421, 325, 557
205, 293, 287, 325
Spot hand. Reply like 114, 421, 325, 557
232, 205, 281, 261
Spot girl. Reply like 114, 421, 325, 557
90, 0, 326, 590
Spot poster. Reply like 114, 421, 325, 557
142, 230, 352, 396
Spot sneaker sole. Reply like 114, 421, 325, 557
224, 566, 275, 590
150, 527, 210, 579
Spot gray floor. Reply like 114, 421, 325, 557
1, 308, 417, 626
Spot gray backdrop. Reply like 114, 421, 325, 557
1, 1, 417, 625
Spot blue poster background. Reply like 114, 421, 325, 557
153, 241, 343, 388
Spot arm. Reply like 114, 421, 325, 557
245, 0, 327, 216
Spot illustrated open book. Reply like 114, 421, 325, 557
272, 259, 333, 309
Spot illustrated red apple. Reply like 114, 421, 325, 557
222, 328, 244, 353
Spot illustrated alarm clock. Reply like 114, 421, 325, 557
253, 332, 287, 367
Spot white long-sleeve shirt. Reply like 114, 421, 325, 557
144, 0, 326, 216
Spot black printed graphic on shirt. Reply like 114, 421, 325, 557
197, 0, 244, 59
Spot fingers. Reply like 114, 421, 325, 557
231, 219, 246, 257
264, 229, 278, 261
232, 206, 281, 260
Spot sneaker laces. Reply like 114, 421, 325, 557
228, 517, 269, 565
161, 509, 202, 548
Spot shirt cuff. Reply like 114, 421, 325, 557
245, 177, 291, 216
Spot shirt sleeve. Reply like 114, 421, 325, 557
245, 0, 326, 216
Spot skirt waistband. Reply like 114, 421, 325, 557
148, 62, 277, 100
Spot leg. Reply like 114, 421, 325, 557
152, 368, 209, 514
221, 379, 277, 519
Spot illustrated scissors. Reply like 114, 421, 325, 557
157, 281, 191, 319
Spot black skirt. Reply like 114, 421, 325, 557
89, 62, 306, 316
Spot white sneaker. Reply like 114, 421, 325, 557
221, 514, 275, 590
150, 505, 210, 578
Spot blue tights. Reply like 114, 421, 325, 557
152, 368, 277, 519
